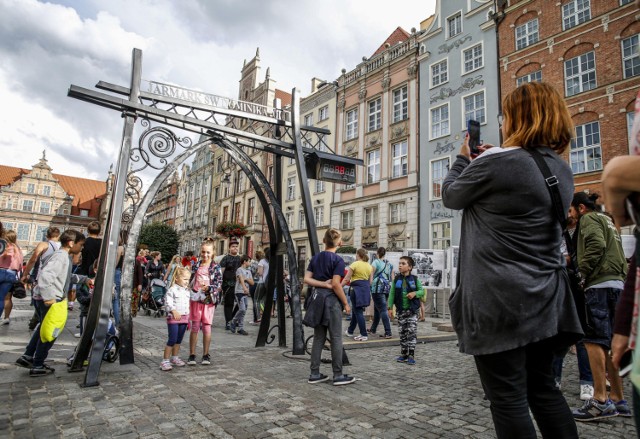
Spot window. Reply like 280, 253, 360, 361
431, 158, 450, 200
564, 51, 596, 97
315, 180, 325, 193
319, 106, 329, 121
222, 206, 229, 222
298, 211, 306, 230
392, 86, 408, 123
314, 206, 324, 226
234, 202, 241, 223
304, 113, 313, 126
628, 111, 635, 146
42, 185, 51, 196
36, 225, 48, 241
463, 91, 486, 125
3, 222, 15, 231
341, 210, 354, 229
463, 43, 483, 74
366, 149, 380, 184
516, 70, 542, 87
80, 209, 89, 217
447, 12, 462, 38
287, 177, 296, 200
214, 187, 219, 202
431, 221, 451, 250
622, 0, 633, 4
17, 224, 30, 241
431, 104, 450, 139
247, 198, 255, 224
515, 19, 539, 50
345, 108, 358, 140
389, 202, 406, 224
39, 201, 51, 214
364, 206, 378, 227
391, 141, 408, 178
622, 35, 640, 79
235, 171, 244, 193
368, 97, 382, 132
431, 59, 448, 88
216, 157, 223, 173
27, 183, 35, 194
285, 212, 294, 229
562, 0, 591, 31
570, 122, 602, 173
22, 200, 34, 212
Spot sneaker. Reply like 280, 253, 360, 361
237, 329, 249, 336
381, 334, 392, 339
229, 322, 237, 334
225, 323, 231, 331
580, 384, 594, 401
187, 354, 197, 366
160, 361, 173, 371
345, 330, 354, 337
396, 355, 408, 363
573, 398, 618, 421
201, 354, 211, 365
353, 335, 368, 341
29, 365, 55, 377
366, 328, 376, 335
170, 357, 186, 367
0, 318, 10, 325
333, 375, 356, 386
74, 333, 81, 338
407, 357, 416, 366
614, 400, 632, 417
308, 373, 330, 384
16, 355, 33, 369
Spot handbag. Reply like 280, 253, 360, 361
40, 299, 69, 343
529, 148, 589, 329
10, 281, 27, 299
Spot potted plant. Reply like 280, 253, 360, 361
215, 221, 249, 239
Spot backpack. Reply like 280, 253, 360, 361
373, 260, 391, 296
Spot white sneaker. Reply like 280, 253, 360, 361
74, 333, 81, 338
0, 318, 9, 325
580, 384, 594, 401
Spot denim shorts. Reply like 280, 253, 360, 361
583, 287, 621, 349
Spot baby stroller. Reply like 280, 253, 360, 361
140, 278, 166, 317
67, 319, 120, 367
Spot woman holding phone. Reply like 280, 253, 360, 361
442, 82, 583, 439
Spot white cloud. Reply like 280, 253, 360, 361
0, 0, 437, 181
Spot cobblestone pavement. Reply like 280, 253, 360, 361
0, 300, 636, 438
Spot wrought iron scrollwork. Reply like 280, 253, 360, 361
130, 119, 192, 172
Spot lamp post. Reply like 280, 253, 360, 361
221, 171, 237, 223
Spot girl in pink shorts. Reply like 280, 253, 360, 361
187, 239, 222, 365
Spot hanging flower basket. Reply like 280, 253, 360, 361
215, 221, 249, 238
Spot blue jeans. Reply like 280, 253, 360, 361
575, 341, 593, 385
369, 293, 391, 336
24, 300, 56, 368
347, 290, 367, 337
112, 268, 122, 327
232, 294, 248, 330
0, 269, 17, 317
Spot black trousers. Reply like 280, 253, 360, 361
474, 338, 578, 439
223, 284, 237, 324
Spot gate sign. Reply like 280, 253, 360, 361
305, 151, 357, 184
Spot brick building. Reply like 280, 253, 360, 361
497, 0, 640, 195
145, 171, 178, 226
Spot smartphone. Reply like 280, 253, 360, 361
619, 350, 633, 378
467, 120, 481, 155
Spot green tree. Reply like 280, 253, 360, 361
336, 245, 357, 254
139, 222, 178, 264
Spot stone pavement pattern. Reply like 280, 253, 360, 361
0, 300, 637, 438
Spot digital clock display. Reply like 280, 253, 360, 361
319, 161, 356, 184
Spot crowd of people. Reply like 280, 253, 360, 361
1, 75, 640, 437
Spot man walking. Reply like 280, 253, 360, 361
219, 238, 242, 330
570, 192, 629, 421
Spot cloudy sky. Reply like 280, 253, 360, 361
0, 0, 437, 182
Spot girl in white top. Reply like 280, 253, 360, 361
161, 267, 191, 371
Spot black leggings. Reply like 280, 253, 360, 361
223, 284, 237, 324
474, 339, 578, 439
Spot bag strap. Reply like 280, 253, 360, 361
375, 260, 389, 280
528, 148, 577, 269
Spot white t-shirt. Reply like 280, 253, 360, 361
258, 259, 269, 284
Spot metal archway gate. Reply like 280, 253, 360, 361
66, 49, 362, 387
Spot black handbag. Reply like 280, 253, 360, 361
10, 281, 27, 299
528, 148, 588, 330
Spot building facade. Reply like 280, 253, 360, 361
0, 152, 108, 257
331, 27, 423, 252
498, 0, 640, 196
417, 0, 500, 249
145, 171, 178, 226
